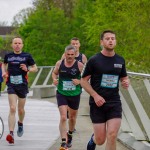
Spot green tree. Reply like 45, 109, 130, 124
18, 6, 72, 65
82, 0, 150, 73
71, 0, 96, 57
0, 37, 4, 49
9, 0, 150, 73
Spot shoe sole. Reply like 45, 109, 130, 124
6, 135, 14, 144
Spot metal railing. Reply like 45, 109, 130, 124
2, 66, 150, 142
120, 72, 150, 142
30, 66, 55, 88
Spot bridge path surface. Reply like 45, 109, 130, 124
0, 91, 60, 150
0, 91, 130, 150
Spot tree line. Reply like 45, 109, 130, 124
0, 0, 150, 73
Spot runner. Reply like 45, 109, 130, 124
52, 45, 84, 150
81, 30, 129, 150
2, 37, 38, 144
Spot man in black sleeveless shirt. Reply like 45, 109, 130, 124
61, 37, 87, 133
81, 30, 129, 150
52, 45, 84, 150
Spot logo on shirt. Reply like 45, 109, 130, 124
114, 64, 122, 68
8, 56, 26, 62
60, 70, 67, 73
71, 68, 77, 75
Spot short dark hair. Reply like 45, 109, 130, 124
71, 37, 80, 41
100, 30, 116, 40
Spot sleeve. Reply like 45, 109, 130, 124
120, 59, 127, 78
82, 58, 93, 78
3, 54, 8, 64
27, 54, 36, 66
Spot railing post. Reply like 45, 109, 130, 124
43, 67, 54, 86
128, 85, 150, 140
143, 79, 150, 96
30, 67, 43, 88
120, 91, 146, 140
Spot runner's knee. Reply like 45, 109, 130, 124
95, 136, 105, 145
18, 108, 25, 115
10, 106, 16, 113
60, 115, 67, 122
107, 131, 117, 142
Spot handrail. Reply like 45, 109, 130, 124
127, 71, 150, 77
2, 66, 150, 143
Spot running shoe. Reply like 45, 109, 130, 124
17, 122, 24, 137
59, 142, 68, 150
67, 132, 73, 148
87, 134, 96, 150
6, 134, 14, 144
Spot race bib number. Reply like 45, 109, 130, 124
101, 74, 119, 88
10, 75, 23, 84
63, 81, 76, 91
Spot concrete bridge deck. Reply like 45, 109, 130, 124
0, 91, 60, 150
0, 91, 131, 150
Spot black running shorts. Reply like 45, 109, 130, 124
7, 84, 29, 98
56, 91, 80, 110
90, 101, 122, 123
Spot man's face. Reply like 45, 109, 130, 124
100, 33, 116, 51
65, 49, 76, 63
71, 40, 80, 51
12, 38, 23, 53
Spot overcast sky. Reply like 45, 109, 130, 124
0, 0, 33, 26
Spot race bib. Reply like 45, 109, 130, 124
63, 81, 76, 91
10, 75, 23, 84
101, 74, 119, 88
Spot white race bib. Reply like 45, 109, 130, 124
10, 75, 23, 84
63, 81, 76, 91
101, 74, 119, 88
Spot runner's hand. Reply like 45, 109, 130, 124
93, 94, 106, 107
72, 79, 80, 85
20, 64, 28, 72
53, 79, 58, 86
2, 72, 8, 78
121, 79, 130, 89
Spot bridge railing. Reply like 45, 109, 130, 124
1, 66, 55, 93
29, 66, 55, 88
120, 72, 150, 142
30, 67, 150, 142
2, 66, 150, 142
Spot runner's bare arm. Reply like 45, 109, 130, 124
52, 60, 61, 85
1, 63, 8, 78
